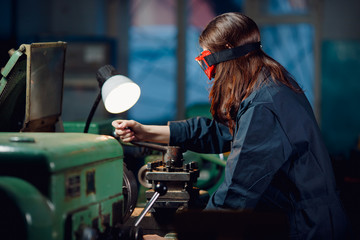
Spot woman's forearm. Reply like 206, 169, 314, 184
142, 125, 170, 144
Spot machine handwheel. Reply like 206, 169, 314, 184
122, 163, 138, 223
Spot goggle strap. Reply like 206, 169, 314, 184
204, 42, 262, 66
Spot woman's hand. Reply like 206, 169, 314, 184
112, 119, 145, 142
112, 119, 171, 144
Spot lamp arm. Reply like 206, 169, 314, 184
84, 91, 102, 133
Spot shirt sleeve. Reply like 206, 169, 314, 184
207, 104, 291, 209
168, 117, 232, 153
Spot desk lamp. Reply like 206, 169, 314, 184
84, 65, 140, 133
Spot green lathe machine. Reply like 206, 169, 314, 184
0, 42, 139, 240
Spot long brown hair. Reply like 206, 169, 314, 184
199, 12, 302, 133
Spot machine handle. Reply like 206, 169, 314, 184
134, 183, 168, 227
112, 129, 168, 152
131, 141, 169, 152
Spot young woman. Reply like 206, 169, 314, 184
113, 12, 351, 240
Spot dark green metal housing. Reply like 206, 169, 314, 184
0, 132, 125, 240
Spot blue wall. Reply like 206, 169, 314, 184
321, 41, 360, 155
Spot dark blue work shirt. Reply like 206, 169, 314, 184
169, 77, 351, 239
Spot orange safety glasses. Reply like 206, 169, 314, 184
195, 50, 216, 80
195, 42, 262, 80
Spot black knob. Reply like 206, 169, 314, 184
154, 183, 167, 196
189, 161, 198, 170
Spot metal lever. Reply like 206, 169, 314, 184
134, 183, 168, 227
131, 141, 168, 152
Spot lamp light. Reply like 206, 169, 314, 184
84, 65, 140, 133
101, 75, 141, 114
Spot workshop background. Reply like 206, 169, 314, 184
1, 0, 360, 235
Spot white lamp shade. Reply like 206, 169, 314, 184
101, 75, 141, 113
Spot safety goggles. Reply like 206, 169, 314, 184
195, 42, 262, 80
195, 50, 215, 80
